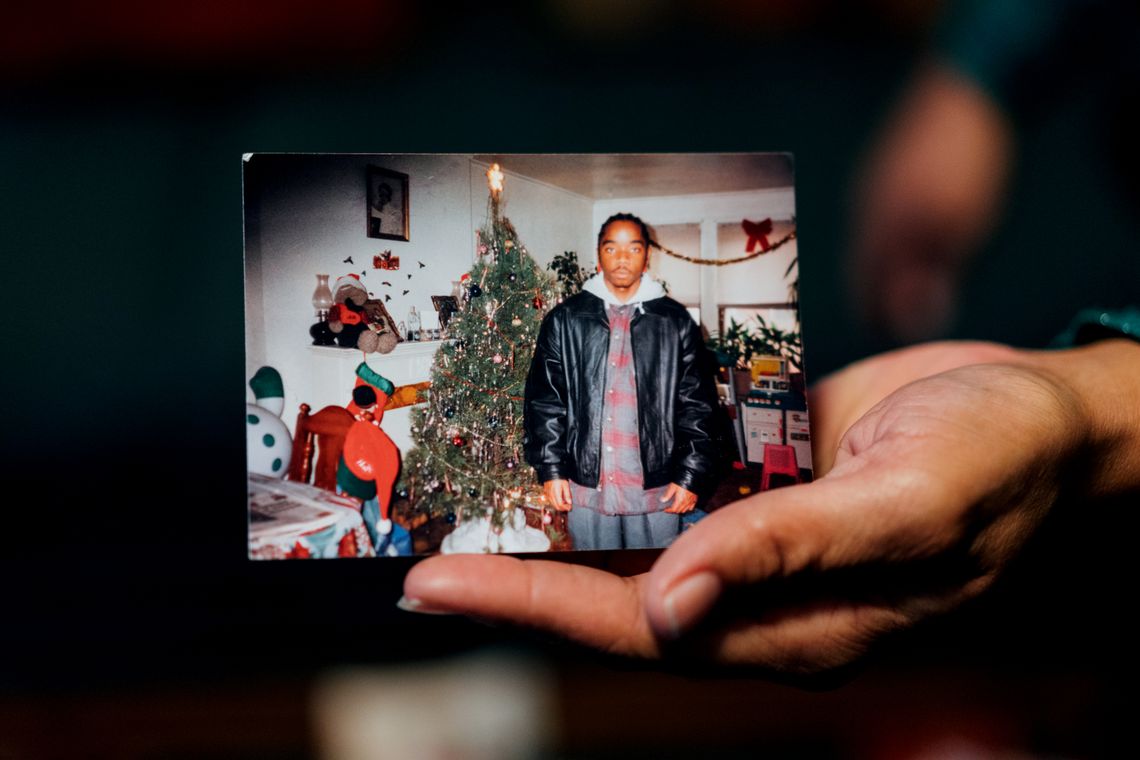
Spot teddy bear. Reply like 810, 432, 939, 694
325, 273, 399, 354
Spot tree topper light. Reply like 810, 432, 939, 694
487, 163, 504, 195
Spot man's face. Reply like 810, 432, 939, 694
597, 220, 649, 293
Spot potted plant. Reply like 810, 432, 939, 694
706, 319, 757, 396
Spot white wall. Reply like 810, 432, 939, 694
468, 161, 594, 271
244, 154, 592, 445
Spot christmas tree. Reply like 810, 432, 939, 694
403, 165, 560, 553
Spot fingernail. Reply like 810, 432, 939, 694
661, 571, 721, 639
396, 595, 456, 615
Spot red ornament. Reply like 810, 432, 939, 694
452, 435, 465, 447
532, 296, 544, 309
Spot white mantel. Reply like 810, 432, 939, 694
303, 340, 443, 454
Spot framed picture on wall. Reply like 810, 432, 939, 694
366, 165, 409, 241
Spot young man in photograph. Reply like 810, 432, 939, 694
524, 213, 719, 550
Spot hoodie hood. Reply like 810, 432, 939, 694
581, 272, 666, 307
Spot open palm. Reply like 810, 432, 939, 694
403, 342, 1089, 675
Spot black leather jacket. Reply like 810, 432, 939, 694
523, 290, 719, 495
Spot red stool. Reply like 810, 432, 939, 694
760, 444, 801, 491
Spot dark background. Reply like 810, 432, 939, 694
2, 1, 1136, 756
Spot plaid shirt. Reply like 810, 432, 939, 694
569, 304, 669, 516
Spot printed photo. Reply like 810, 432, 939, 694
244, 153, 810, 558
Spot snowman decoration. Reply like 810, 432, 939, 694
246, 366, 292, 478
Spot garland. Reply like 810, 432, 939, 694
654, 230, 796, 266
438, 368, 526, 401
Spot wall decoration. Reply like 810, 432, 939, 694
373, 250, 400, 270
366, 166, 409, 241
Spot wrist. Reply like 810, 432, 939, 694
1023, 340, 1140, 499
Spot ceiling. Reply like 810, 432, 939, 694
472, 153, 794, 199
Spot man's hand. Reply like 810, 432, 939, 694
661, 483, 697, 514
543, 479, 573, 512
402, 341, 1140, 677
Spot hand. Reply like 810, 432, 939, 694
849, 65, 1014, 342
403, 341, 1140, 677
661, 483, 697, 514
543, 478, 573, 512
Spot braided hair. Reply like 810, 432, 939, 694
597, 212, 656, 250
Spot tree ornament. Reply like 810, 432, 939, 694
542, 511, 553, 525
508, 271, 517, 282
492, 354, 503, 364
511, 317, 522, 327
533, 296, 544, 310
468, 283, 483, 298
397, 487, 409, 500
452, 435, 465, 447
488, 416, 500, 429
443, 406, 455, 419
505, 459, 517, 470
468, 487, 478, 497
504, 240, 514, 250
445, 512, 457, 524
429, 478, 441, 491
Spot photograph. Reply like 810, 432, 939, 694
366, 165, 409, 241
244, 153, 809, 559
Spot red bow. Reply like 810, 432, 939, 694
742, 218, 773, 253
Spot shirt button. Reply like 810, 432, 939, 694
607, 416, 613, 422
606, 445, 613, 452
608, 476, 614, 482
608, 389, 614, 394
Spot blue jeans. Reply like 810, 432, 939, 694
567, 508, 681, 550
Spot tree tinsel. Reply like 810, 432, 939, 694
400, 190, 559, 531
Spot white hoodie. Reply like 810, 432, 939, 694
581, 272, 666, 309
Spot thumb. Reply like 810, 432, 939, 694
643, 470, 922, 641
659, 483, 678, 502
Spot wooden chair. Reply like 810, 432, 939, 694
288, 403, 355, 492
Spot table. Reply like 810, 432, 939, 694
248, 473, 375, 559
